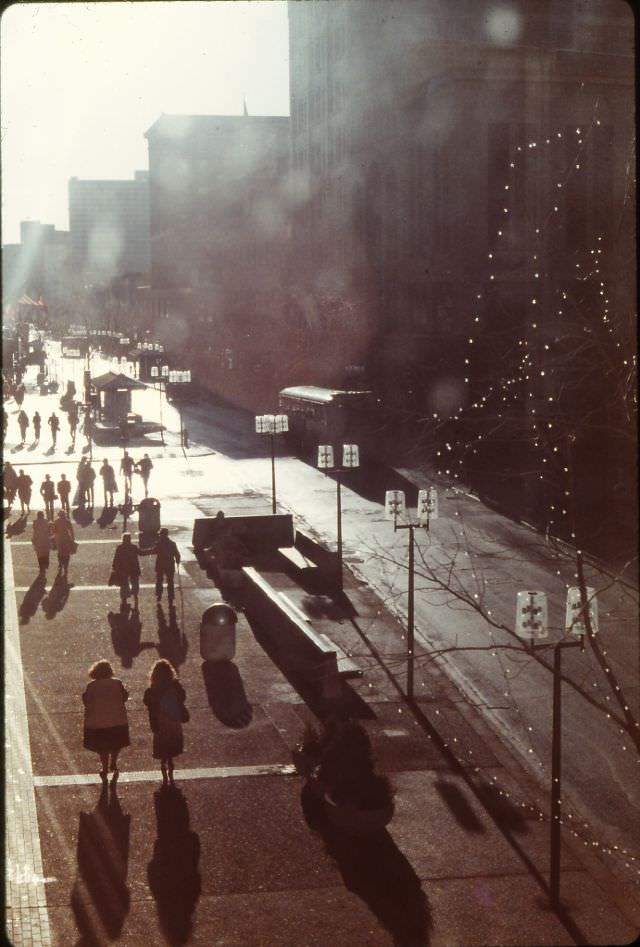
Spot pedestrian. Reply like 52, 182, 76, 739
69, 411, 78, 447
99, 458, 118, 506
81, 460, 96, 508
182, 427, 189, 450
57, 473, 71, 514
32, 410, 42, 443
52, 509, 75, 577
120, 451, 134, 499
32, 511, 53, 574
17, 469, 33, 514
82, 659, 130, 785
150, 527, 181, 606
15, 383, 25, 406
4, 461, 19, 510
135, 453, 153, 498
40, 473, 56, 519
143, 659, 188, 786
48, 412, 60, 448
17, 409, 29, 444
110, 532, 144, 610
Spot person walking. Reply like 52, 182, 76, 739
75, 457, 87, 507
17, 469, 33, 514
68, 403, 79, 446
82, 659, 130, 785
48, 412, 60, 448
143, 659, 187, 786
52, 510, 75, 577
32, 410, 42, 443
57, 473, 71, 514
32, 511, 53, 574
120, 451, 135, 499
135, 453, 153, 498
110, 532, 144, 610
4, 462, 19, 510
81, 460, 96, 509
40, 473, 56, 519
150, 528, 181, 606
17, 409, 29, 444
99, 458, 118, 507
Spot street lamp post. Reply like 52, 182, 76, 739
151, 364, 169, 445
385, 487, 438, 701
317, 444, 360, 591
255, 414, 289, 514
168, 370, 191, 447
515, 585, 595, 908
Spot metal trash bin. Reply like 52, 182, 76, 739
200, 603, 238, 661
138, 497, 161, 534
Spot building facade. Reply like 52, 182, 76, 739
144, 113, 291, 406
2, 221, 71, 313
286, 0, 636, 556
68, 171, 150, 283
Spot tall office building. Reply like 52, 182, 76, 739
68, 171, 150, 282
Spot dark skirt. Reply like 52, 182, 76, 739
83, 725, 130, 754
152, 720, 183, 760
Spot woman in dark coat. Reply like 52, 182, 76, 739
143, 659, 187, 785
82, 659, 130, 784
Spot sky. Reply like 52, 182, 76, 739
0, 0, 290, 245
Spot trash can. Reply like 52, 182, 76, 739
138, 497, 161, 534
200, 603, 238, 661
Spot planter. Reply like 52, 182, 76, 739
324, 792, 394, 835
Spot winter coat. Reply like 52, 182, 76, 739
99, 464, 117, 490
152, 536, 181, 575
112, 542, 142, 578
52, 517, 75, 557
82, 677, 129, 730
32, 518, 52, 556
40, 479, 56, 500
17, 475, 33, 499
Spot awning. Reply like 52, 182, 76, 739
91, 372, 147, 391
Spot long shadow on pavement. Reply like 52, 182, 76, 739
156, 604, 189, 670
42, 574, 73, 619
18, 572, 48, 625
201, 659, 253, 728
108, 608, 156, 670
70, 783, 131, 947
147, 785, 201, 946
5, 512, 29, 537
301, 783, 433, 947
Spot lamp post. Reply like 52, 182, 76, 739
255, 414, 289, 514
317, 443, 360, 591
515, 585, 595, 908
168, 370, 191, 447
385, 487, 438, 701
151, 363, 169, 445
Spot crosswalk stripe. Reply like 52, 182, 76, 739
33, 762, 298, 787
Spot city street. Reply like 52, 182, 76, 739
4, 347, 640, 946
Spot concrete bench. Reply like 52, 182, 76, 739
277, 546, 319, 573
242, 566, 344, 700
193, 513, 295, 555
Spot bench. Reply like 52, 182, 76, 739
193, 513, 294, 555
277, 546, 319, 573
242, 566, 353, 700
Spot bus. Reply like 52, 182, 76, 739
278, 386, 380, 461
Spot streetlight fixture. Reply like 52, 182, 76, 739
317, 443, 360, 591
255, 414, 289, 514
168, 369, 191, 447
515, 583, 596, 909
385, 487, 438, 701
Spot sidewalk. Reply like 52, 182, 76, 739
4, 496, 640, 946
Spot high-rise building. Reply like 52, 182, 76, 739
2, 221, 71, 310
68, 171, 150, 282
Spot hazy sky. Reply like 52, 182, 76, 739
0, 0, 290, 245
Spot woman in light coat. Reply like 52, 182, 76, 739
82, 659, 130, 784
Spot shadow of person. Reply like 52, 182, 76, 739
301, 784, 432, 947
73, 506, 94, 527
5, 512, 29, 538
42, 574, 73, 620
156, 604, 189, 670
147, 786, 201, 946
108, 609, 156, 669
201, 659, 253, 728
18, 572, 48, 625
70, 782, 131, 946
97, 506, 118, 529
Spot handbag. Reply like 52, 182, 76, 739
70, 541, 79, 554
108, 570, 120, 587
